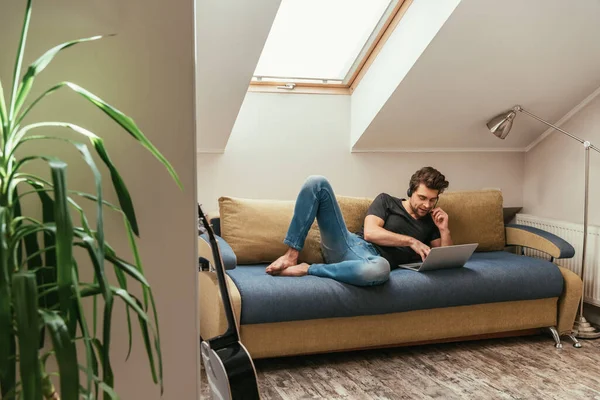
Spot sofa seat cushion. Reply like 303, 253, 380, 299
226, 251, 564, 325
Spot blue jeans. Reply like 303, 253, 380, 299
283, 175, 390, 286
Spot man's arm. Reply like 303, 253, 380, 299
430, 208, 453, 247
363, 215, 431, 260
430, 229, 453, 247
363, 215, 414, 246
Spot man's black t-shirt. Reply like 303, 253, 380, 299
357, 193, 441, 268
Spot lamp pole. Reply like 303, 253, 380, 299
515, 106, 600, 338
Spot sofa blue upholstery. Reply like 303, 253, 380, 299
227, 251, 564, 325
210, 217, 221, 236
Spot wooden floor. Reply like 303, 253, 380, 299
200, 334, 600, 399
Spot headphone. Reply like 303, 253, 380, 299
407, 185, 439, 208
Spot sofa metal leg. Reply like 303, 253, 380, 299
565, 333, 583, 348
548, 326, 563, 349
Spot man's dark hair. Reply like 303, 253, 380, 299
409, 167, 449, 194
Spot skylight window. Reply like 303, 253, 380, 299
252, 0, 400, 87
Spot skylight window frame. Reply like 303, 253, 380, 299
249, 0, 412, 94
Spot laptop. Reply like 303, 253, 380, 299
398, 243, 478, 272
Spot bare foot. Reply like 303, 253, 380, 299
266, 249, 299, 275
278, 263, 310, 277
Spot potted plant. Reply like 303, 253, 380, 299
1, 0, 181, 398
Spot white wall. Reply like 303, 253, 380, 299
198, 92, 524, 213
524, 94, 600, 226
1, 1, 198, 398
195, 0, 281, 152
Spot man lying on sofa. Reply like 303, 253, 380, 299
265, 166, 454, 286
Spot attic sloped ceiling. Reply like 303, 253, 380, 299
196, 0, 281, 152
196, 0, 600, 153
352, 0, 600, 151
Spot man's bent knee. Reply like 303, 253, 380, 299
304, 175, 330, 189
357, 257, 390, 286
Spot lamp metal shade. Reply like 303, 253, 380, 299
487, 110, 516, 139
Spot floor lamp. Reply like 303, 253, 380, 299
486, 105, 600, 339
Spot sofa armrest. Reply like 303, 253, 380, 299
555, 266, 583, 335
198, 271, 242, 340
198, 233, 237, 270
505, 224, 575, 259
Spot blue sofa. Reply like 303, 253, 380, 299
198, 190, 583, 359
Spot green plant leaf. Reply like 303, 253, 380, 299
71, 142, 105, 271
76, 234, 152, 364
49, 161, 76, 335
8, 0, 32, 123
12, 272, 42, 400
149, 291, 163, 394
0, 79, 7, 143
27, 181, 59, 313
13, 127, 140, 235
105, 250, 144, 364
79, 285, 160, 386
22, 223, 42, 270
103, 248, 149, 287
21, 245, 54, 269
113, 267, 133, 360
19, 177, 100, 245
9, 223, 50, 265
18, 187, 124, 215
65, 82, 182, 188
77, 364, 119, 400
0, 207, 16, 398
98, 380, 119, 400
90, 338, 104, 365
71, 267, 96, 397
124, 217, 163, 391
1, 341, 16, 400
72, 233, 114, 389
12, 36, 105, 121
50, 188, 101, 344
12, 190, 24, 269
14, 179, 59, 310
12, 82, 63, 128
112, 288, 159, 386
124, 218, 148, 307
90, 137, 139, 235
75, 228, 153, 365
39, 310, 79, 400
14, 83, 183, 193
58, 152, 109, 370
68, 190, 122, 212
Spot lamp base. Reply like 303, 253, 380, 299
574, 316, 600, 339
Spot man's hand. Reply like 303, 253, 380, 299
431, 207, 449, 231
410, 239, 431, 261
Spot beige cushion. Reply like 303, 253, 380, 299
437, 189, 505, 251
335, 196, 373, 234
218, 189, 505, 264
218, 196, 372, 264
218, 197, 323, 264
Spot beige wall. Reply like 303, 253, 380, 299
524, 94, 600, 226
198, 92, 524, 214
1, 1, 198, 399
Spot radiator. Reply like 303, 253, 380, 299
515, 213, 600, 306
